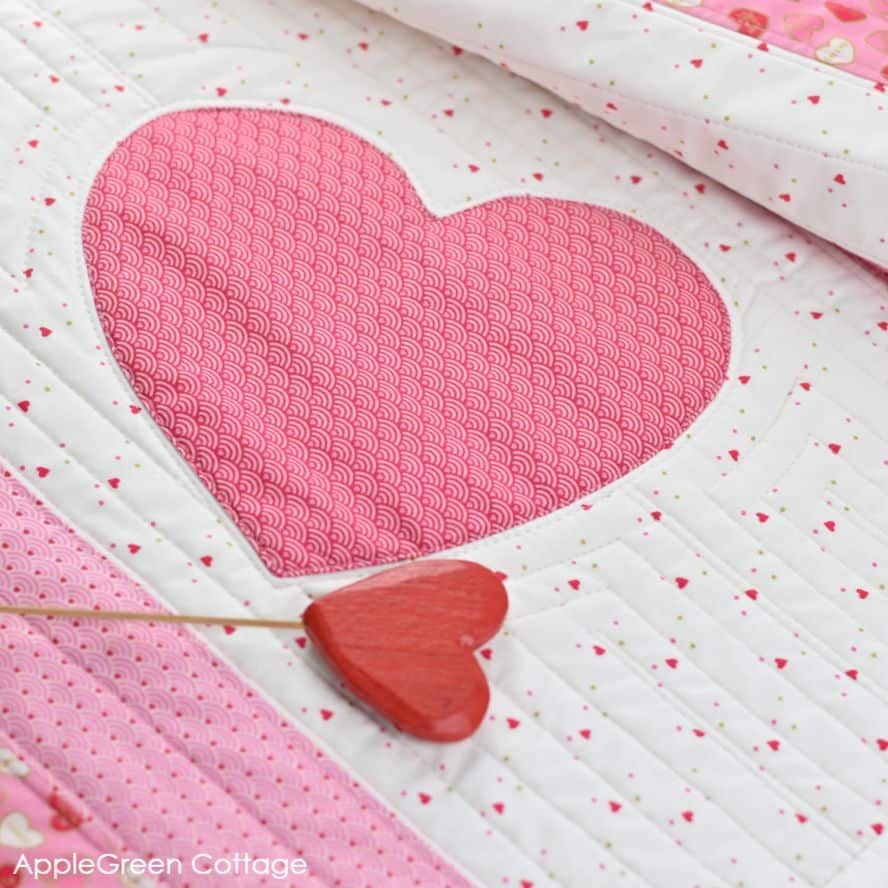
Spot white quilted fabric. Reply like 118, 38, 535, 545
1, 0, 887, 885
356, 0, 888, 268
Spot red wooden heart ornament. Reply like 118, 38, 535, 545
303, 560, 508, 741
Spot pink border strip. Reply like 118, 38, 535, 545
0, 465, 468, 887
658, 0, 888, 84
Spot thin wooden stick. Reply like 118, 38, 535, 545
0, 604, 304, 631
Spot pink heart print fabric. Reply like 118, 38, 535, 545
0, 754, 121, 888
82, 108, 731, 578
661, 0, 888, 82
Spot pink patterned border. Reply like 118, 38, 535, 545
659, 0, 888, 83
0, 465, 468, 887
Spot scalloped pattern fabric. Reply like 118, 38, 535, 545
0, 466, 469, 887
82, 108, 730, 578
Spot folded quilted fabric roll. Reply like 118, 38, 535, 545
356, 0, 888, 267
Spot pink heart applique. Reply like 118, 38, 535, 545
784, 13, 824, 42
866, 29, 888, 52
82, 109, 729, 577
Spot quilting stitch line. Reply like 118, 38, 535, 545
522, 572, 868, 856
502, 633, 782, 886
537, 592, 865, 863
0, 19, 101, 115
595, 537, 883, 824
81, 105, 732, 577
23, 0, 156, 110
509, 562, 867, 862
641, 484, 888, 723
0, 729, 126, 862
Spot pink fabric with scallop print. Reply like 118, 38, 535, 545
0, 466, 469, 887
82, 109, 730, 578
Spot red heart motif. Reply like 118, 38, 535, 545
729, 8, 769, 37
825, 1, 867, 20
0, 865, 21, 888
83, 109, 729, 577
303, 560, 507, 741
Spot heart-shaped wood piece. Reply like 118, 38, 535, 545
303, 560, 507, 741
